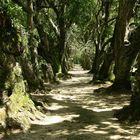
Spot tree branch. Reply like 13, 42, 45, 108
48, 17, 59, 36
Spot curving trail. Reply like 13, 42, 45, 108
2, 65, 140, 140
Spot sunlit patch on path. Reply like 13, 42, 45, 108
2, 65, 140, 140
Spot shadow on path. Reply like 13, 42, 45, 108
2, 65, 140, 140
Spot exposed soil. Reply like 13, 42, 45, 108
1, 65, 140, 140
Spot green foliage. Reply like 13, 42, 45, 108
0, 0, 26, 27
66, 0, 97, 27
80, 47, 93, 70
67, 24, 94, 68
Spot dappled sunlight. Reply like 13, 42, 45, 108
47, 129, 69, 136
110, 135, 128, 140
47, 103, 68, 111
93, 130, 109, 134
50, 93, 77, 101
92, 108, 114, 112
31, 114, 79, 125
2, 65, 140, 140
101, 121, 114, 125
0, 133, 4, 140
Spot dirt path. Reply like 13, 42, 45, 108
2, 65, 140, 140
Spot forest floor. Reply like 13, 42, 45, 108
1, 65, 140, 140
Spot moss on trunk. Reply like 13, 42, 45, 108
0, 63, 40, 132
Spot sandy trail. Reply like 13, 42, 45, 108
2, 65, 140, 140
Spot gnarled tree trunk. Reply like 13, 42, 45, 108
98, 50, 114, 80
110, 0, 137, 90
115, 49, 140, 121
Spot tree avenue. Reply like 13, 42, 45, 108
1, 0, 140, 136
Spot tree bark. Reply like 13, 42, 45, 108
90, 0, 112, 79
57, 4, 67, 75
98, 50, 114, 80
115, 51, 140, 121
111, 0, 137, 90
